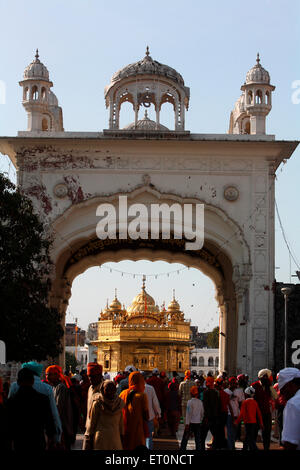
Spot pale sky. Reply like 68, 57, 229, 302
0, 0, 299, 332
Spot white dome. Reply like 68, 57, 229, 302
123, 111, 169, 131
48, 90, 58, 106
245, 54, 270, 84
23, 50, 50, 81
111, 48, 186, 88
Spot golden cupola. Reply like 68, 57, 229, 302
109, 289, 122, 312
167, 290, 184, 321
127, 277, 160, 319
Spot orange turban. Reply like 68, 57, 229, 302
185, 370, 191, 379
87, 362, 103, 375
190, 386, 199, 397
206, 377, 215, 388
46, 365, 63, 378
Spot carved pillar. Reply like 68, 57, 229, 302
215, 286, 226, 373
109, 101, 114, 129
134, 104, 139, 128
233, 263, 252, 375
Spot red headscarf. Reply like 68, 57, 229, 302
185, 370, 191, 380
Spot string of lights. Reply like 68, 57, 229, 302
98, 264, 189, 279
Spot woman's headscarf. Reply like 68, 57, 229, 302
96, 379, 123, 413
185, 370, 191, 380
128, 371, 145, 393
119, 371, 145, 407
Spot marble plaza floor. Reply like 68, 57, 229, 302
72, 424, 280, 451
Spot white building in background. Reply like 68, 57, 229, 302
65, 345, 88, 369
190, 348, 219, 376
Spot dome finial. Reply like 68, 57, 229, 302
145, 45, 150, 57
35, 48, 40, 62
142, 274, 146, 291
115, 288, 117, 299
256, 52, 260, 65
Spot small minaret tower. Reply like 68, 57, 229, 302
229, 53, 275, 135
19, 49, 64, 132
241, 53, 275, 134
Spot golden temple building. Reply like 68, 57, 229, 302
92, 277, 192, 374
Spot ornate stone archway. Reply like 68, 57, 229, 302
0, 133, 297, 380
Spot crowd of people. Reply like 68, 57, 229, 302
0, 362, 300, 451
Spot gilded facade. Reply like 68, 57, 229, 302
92, 278, 192, 374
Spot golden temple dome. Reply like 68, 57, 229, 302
127, 277, 160, 317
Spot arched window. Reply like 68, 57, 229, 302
24, 87, 29, 101
247, 91, 253, 105
199, 356, 204, 367
41, 87, 46, 101
215, 357, 219, 367
191, 356, 197, 367
31, 86, 38, 100
255, 90, 262, 104
42, 118, 49, 131
208, 357, 214, 367
265, 91, 270, 105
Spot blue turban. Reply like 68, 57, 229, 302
21, 361, 43, 377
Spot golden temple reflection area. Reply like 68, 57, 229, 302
67, 260, 219, 335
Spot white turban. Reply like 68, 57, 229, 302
278, 367, 300, 390
258, 369, 272, 379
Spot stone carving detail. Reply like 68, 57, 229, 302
232, 263, 252, 304
142, 174, 151, 186
53, 183, 68, 199
255, 236, 266, 248
224, 185, 239, 202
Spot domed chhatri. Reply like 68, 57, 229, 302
19, 49, 64, 132
229, 53, 275, 135
23, 49, 50, 81
245, 53, 270, 85
94, 278, 192, 373
111, 46, 185, 88
104, 47, 190, 132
